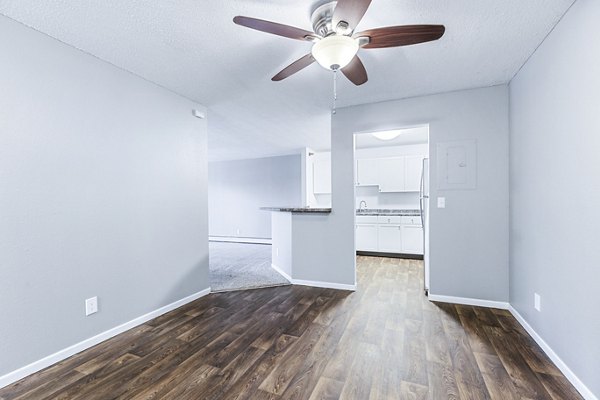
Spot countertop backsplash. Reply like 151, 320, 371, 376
356, 186, 420, 211
310, 185, 422, 212
356, 209, 420, 216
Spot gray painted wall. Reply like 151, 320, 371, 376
271, 212, 292, 278
509, 0, 600, 396
288, 86, 509, 290
331, 86, 510, 299
0, 16, 209, 376
209, 155, 301, 239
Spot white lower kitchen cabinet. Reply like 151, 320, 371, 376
377, 224, 403, 253
356, 214, 423, 255
356, 224, 378, 251
401, 225, 424, 254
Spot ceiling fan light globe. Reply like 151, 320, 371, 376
311, 35, 359, 70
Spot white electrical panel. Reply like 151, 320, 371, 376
436, 140, 477, 190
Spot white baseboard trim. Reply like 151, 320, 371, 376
508, 306, 597, 400
209, 236, 271, 245
270, 264, 355, 291
292, 279, 356, 291
426, 294, 595, 399
428, 294, 510, 310
270, 263, 292, 282
0, 287, 211, 390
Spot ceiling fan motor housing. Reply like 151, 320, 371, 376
311, 1, 338, 37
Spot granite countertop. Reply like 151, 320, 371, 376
356, 209, 420, 216
260, 207, 332, 214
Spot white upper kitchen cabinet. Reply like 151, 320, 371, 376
312, 154, 331, 194
356, 154, 425, 193
404, 155, 424, 192
356, 158, 379, 186
378, 157, 406, 193
311, 146, 426, 195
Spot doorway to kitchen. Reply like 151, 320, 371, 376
353, 126, 430, 293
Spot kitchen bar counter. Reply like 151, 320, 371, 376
356, 209, 420, 216
263, 207, 355, 290
261, 207, 332, 214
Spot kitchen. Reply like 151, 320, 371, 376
310, 126, 428, 256
265, 126, 430, 291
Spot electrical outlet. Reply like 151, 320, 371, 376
437, 197, 446, 208
534, 293, 541, 312
236, 228, 240, 236
85, 296, 98, 316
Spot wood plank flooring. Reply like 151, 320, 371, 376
0, 256, 583, 399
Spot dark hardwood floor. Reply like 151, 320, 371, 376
0, 257, 583, 399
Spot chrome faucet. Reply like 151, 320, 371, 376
359, 200, 367, 211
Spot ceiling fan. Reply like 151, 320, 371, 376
233, 0, 445, 86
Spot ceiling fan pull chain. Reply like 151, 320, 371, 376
332, 69, 338, 115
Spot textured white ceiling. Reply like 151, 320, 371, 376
0, 0, 574, 161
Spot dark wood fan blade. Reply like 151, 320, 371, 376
272, 54, 315, 81
341, 56, 368, 86
357, 25, 445, 49
332, 0, 373, 31
233, 16, 317, 41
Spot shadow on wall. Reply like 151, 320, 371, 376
161, 254, 210, 306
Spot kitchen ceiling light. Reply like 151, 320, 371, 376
371, 130, 403, 141
311, 35, 359, 70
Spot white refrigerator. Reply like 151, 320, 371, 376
419, 158, 430, 294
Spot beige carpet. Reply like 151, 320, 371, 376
209, 241, 290, 292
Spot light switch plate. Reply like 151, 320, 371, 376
534, 293, 541, 312
437, 197, 446, 208
85, 296, 98, 316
